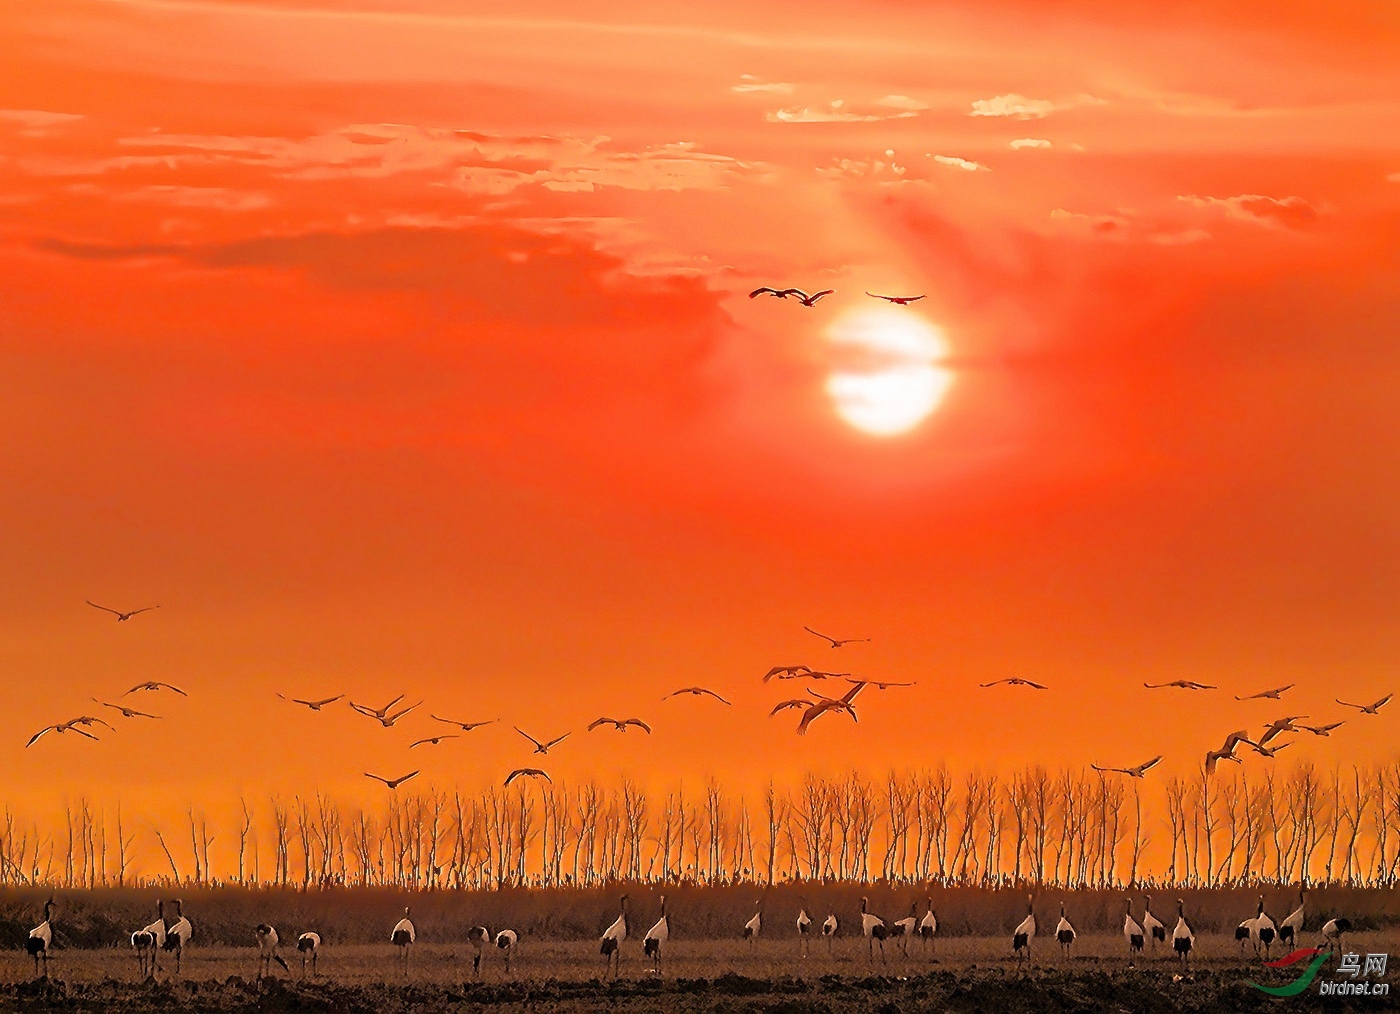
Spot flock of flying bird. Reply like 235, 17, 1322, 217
748, 287, 927, 308
28, 607, 1392, 797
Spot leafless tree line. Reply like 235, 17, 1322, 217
3, 761, 1398, 890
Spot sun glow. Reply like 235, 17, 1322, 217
824, 306, 954, 436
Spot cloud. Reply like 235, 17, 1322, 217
1177, 194, 1319, 229
931, 155, 988, 172
0, 108, 83, 138
732, 75, 794, 95
876, 95, 929, 111
970, 94, 1056, 119
969, 93, 1103, 119
1387, 172, 1400, 183
767, 100, 920, 124
1050, 208, 1211, 245
1010, 138, 1053, 150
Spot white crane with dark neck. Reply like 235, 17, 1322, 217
27, 898, 55, 979
391, 907, 415, 976
643, 896, 668, 975
1012, 895, 1036, 962
600, 895, 628, 978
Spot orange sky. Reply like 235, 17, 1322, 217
1, 0, 1399, 823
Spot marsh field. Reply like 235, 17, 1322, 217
2, 885, 1397, 1011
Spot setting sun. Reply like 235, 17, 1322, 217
824, 306, 954, 436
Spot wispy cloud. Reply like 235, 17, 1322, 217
1009, 138, 1053, 150
768, 100, 919, 124
969, 93, 1103, 119
931, 155, 988, 172
1177, 194, 1318, 229
732, 74, 794, 95
0, 108, 83, 138
876, 95, 928, 111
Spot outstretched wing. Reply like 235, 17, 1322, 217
545, 732, 571, 749
392, 770, 420, 787
796, 701, 833, 735
312, 695, 344, 707
803, 626, 837, 645
1090, 764, 1127, 774
699, 688, 732, 705
1025, 680, 1049, 690
386, 701, 422, 723
85, 600, 124, 617
25, 726, 56, 748
587, 718, 613, 732
806, 289, 835, 303
125, 606, 160, 618
516, 727, 545, 749
769, 699, 811, 716
625, 719, 653, 733
1136, 755, 1164, 773
1374, 693, 1394, 709
155, 683, 188, 696
364, 772, 391, 785
749, 287, 781, 298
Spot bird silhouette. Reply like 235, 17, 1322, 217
769, 699, 814, 716
1296, 721, 1345, 736
278, 694, 344, 711
763, 665, 813, 681
430, 715, 498, 731
348, 694, 405, 719
26, 722, 100, 748
587, 717, 653, 734
1235, 684, 1294, 701
516, 728, 570, 754
1336, 693, 1392, 714
1205, 731, 1250, 775
865, 292, 925, 305
664, 687, 732, 704
504, 768, 551, 787
980, 678, 1048, 689
749, 287, 834, 306
96, 700, 161, 720
354, 700, 421, 728
1144, 680, 1215, 690
796, 683, 866, 735
410, 735, 460, 748
1258, 716, 1308, 745
844, 678, 915, 690
364, 770, 420, 789
803, 626, 869, 648
1092, 755, 1163, 778
86, 600, 159, 622
123, 681, 187, 697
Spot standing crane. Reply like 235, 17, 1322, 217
600, 895, 628, 979
1055, 902, 1076, 954
255, 924, 288, 980
466, 926, 491, 977
296, 932, 320, 977
821, 914, 838, 954
918, 900, 938, 953
494, 930, 518, 974
860, 897, 888, 963
1172, 899, 1194, 967
164, 898, 192, 974
1141, 896, 1166, 953
27, 898, 55, 979
643, 896, 668, 976
1278, 890, 1305, 947
1012, 896, 1036, 962
1123, 899, 1144, 959
742, 900, 762, 948
391, 907, 415, 977
796, 904, 812, 959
